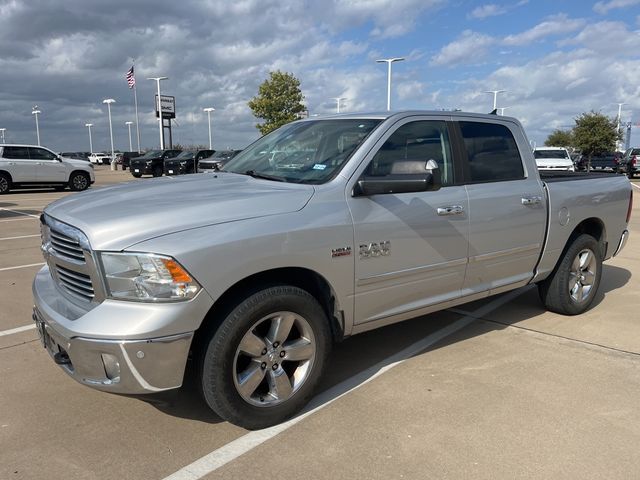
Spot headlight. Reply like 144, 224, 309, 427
99, 252, 200, 302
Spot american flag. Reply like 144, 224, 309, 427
125, 66, 135, 89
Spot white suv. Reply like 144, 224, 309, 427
0, 144, 95, 194
88, 152, 112, 165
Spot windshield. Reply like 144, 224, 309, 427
534, 150, 569, 159
142, 150, 163, 158
175, 151, 195, 159
224, 119, 382, 184
211, 151, 237, 159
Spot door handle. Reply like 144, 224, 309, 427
521, 196, 542, 206
437, 205, 465, 216
8, 162, 16, 165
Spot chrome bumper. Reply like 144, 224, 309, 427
613, 229, 629, 257
32, 266, 208, 394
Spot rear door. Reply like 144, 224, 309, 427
1, 146, 34, 182
456, 119, 546, 295
348, 117, 469, 325
30, 147, 67, 182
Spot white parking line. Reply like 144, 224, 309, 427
0, 217, 38, 223
0, 207, 40, 219
163, 286, 531, 480
0, 262, 45, 272
0, 324, 36, 337
631, 182, 640, 190
0, 234, 40, 241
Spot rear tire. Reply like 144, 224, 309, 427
0, 173, 11, 194
538, 234, 602, 315
132, 173, 142, 178
199, 285, 331, 429
153, 166, 163, 177
68, 172, 90, 191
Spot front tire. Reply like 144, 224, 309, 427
68, 172, 90, 191
0, 173, 11, 194
199, 285, 331, 429
153, 166, 163, 177
538, 234, 602, 315
132, 173, 142, 178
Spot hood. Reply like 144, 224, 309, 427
535, 158, 573, 168
44, 173, 315, 250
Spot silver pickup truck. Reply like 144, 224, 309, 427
33, 111, 632, 429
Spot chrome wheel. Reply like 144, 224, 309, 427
233, 311, 316, 407
569, 248, 597, 302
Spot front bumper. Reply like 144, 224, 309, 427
164, 163, 186, 175
130, 164, 153, 175
32, 266, 212, 394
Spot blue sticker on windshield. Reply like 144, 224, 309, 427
313, 164, 327, 170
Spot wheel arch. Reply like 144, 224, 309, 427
0, 170, 13, 182
568, 217, 606, 257
191, 267, 345, 358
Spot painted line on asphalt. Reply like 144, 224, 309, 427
0, 324, 36, 337
163, 286, 532, 480
631, 182, 640, 190
0, 262, 45, 272
0, 217, 38, 223
0, 234, 41, 241
0, 207, 40, 219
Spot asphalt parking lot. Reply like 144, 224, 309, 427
1, 168, 639, 479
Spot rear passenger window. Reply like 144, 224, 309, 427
366, 121, 454, 186
2, 146, 30, 159
460, 122, 524, 182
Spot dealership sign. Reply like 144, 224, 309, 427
155, 95, 176, 119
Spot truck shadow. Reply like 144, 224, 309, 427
139, 264, 631, 426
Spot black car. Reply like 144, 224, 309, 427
130, 149, 181, 177
622, 147, 640, 178
575, 152, 623, 172
197, 150, 243, 173
164, 150, 215, 175
116, 151, 141, 171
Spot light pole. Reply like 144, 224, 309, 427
32, 106, 41, 145
497, 107, 510, 116
148, 76, 168, 149
376, 57, 405, 111
125, 121, 133, 152
102, 99, 116, 170
485, 90, 506, 111
330, 97, 347, 113
85, 123, 93, 153
203, 107, 215, 149
0, 128, 5, 143
616, 102, 626, 151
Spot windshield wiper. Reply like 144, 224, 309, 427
243, 170, 285, 182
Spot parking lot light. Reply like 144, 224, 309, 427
484, 90, 506, 111
102, 99, 116, 170
32, 106, 41, 146
148, 77, 168, 149
376, 58, 405, 111
125, 121, 133, 152
203, 107, 215, 149
85, 123, 93, 153
330, 97, 346, 114
0, 128, 6, 143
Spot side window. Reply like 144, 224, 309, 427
2, 146, 30, 159
459, 122, 524, 182
365, 121, 454, 186
29, 147, 57, 160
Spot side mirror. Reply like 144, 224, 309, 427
353, 160, 441, 196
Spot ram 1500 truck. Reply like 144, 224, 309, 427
33, 111, 632, 429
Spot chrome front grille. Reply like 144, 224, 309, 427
55, 265, 95, 301
49, 229, 85, 263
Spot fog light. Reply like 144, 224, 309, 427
101, 353, 121, 382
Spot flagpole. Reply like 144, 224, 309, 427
132, 59, 141, 152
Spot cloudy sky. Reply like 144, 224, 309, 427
1, 0, 639, 152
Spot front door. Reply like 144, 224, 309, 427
348, 118, 469, 325
30, 147, 66, 182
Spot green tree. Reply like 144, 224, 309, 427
572, 111, 621, 170
544, 129, 573, 148
248, 71, 306, 135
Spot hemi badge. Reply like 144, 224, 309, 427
331, 247, 352, 258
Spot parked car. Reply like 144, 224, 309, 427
0, 144, 95, 193
114, 151, 140, 171
88, 152, 112, 165
129, 149, 181, 177
197, 149, 242, 173
622, 147, 640, 178
533, 147, 574, 172
164, 149, 215, 175
32, 111, 632, 429
575, 152, 623, 172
